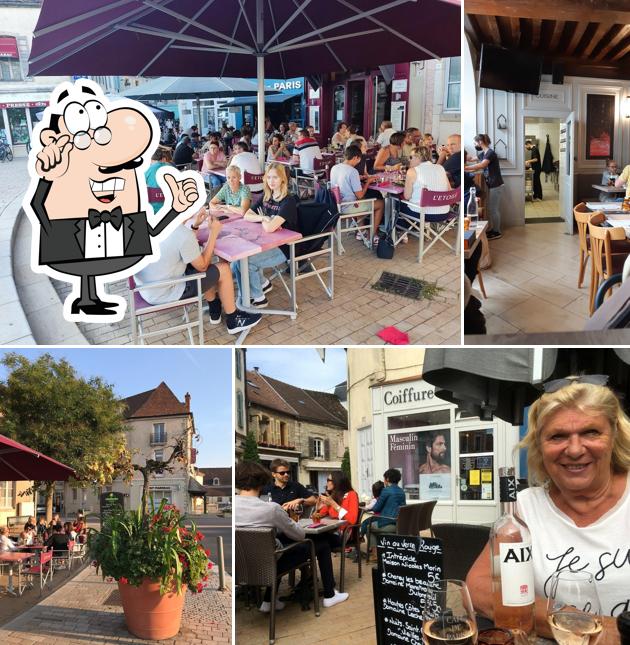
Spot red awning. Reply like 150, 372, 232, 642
0, 433, 75, 481
0, 36, 18, 59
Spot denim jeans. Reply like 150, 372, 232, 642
487, 184, 504, 233
232, 247, 287, 301
208, 173, 226, 191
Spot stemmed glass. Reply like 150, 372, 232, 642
423, 579, 478, 645
546, 570, 602, 645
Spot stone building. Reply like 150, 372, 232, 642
234, 349, 248, 460
246, 369, 347, 492
199, 467, 232, 512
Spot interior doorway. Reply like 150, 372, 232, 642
524, 116, 562, 223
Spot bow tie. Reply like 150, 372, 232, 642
88, 207, 124, 230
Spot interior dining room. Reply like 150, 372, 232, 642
464, 0, 630, 344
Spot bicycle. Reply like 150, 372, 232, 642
0, 141, 13, 162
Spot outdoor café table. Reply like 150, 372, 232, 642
464, 220, 488, 260
298, 518, 347, 535
371, 172, 405, 229
592, 184, 625, 196
207, 168, 227, 179
0, 551, 34, 596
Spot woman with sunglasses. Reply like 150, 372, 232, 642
312, 472, 359, 549
467, 376, 630, 639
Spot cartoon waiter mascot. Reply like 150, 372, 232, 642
24, 79, 203, 322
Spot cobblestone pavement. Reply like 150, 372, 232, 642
236, 550, 377, 645
0, 563, 231, 644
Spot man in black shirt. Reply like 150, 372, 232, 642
438, 134, 461, 188
261, 459, 318, 510
173, 135, 196, 166
525, 139, 543, 200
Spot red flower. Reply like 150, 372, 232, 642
163, 504, 173, 511
196, 582, 203, 593
203, 575, 208, 582
162, 526, 171, 533
119, 577, 128, 584
207, 562, 213, 569
195, 531, 204, 541
204, 549, 211, 557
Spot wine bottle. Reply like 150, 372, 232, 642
490, 467, 535, 638
466, 187, 478, 227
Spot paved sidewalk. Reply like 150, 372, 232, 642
0, 563, 231, 644
236, 551, 377, 645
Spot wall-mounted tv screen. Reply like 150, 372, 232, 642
479, 43, 542, 95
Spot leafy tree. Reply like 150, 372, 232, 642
242, 431, 260, 463
341, 446, 351, 482
0, 353, 132, 520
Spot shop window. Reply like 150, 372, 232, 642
444, 57, 461, 112
236, 391, 244, 428
333, 84, 345, 132
387, 409, 450, 430
235, 351, 241, 379
458, 428, 494, 501
312, 438, 323, 458
149, 488, 172, 509
309, 105, 320, 133
7, 107, 28, 144
373, 77, 391, 136
280, 421, 288, 446
387, 430, 452, 501
0, 59, 22, 81
72, 488, 78, 502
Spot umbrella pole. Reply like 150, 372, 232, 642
196, 96, 202, 132
256, 0, 266, 168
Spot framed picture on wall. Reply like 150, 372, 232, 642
586, 94, 615, 159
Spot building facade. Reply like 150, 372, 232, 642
235, 349, 248, 460
246, 369, 347, 492
0, 0, 69, 155
0, 480, 34, 526
199, 467, 232, 512
60, 382, 199, 517
347, 349, 523, 525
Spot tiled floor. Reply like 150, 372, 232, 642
50, 229, 461, 346
473, 221, 591, 335
524, 187, 560, 220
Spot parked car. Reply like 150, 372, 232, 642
217, 505, 232, 517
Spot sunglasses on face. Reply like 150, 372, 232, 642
326, 478, 333, 482
275, 471, 290, 476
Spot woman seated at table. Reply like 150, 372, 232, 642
235, 460, 349, 610
373, 131, 404, 172
233, 163, 299, 308
312, 472, 359, 549
23, 516, 36, 533
331, 121, 350, 148
466, 377, 630, 640
400, 145, 450, 213
365, 469, 406, 558
0, 526, 16, 552
209, 165, 251, 216
45, 523, 70, 555
36, 516, 48, 541
266, 133, 291, 162
201, 140, 228, 193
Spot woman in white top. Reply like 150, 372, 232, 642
467, 377, 630, 639
400, 145, 450, 217
0, 526, 17, 552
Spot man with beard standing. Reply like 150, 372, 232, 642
525, 139, 543, 201
418, 432, 450, 474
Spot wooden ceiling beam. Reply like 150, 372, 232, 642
475, 14, 502, 45
582, 22, 615, 58
565, 22, 589, 56
465, 0, 630, 24
593, 24, 627, 60
496, 16, 517, 48
609, 34, 630, 61
548, 20, 564, 53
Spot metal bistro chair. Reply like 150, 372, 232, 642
23, 549, 54, 595
333, 507, 365, 593
395, 187, 461, 263
243, 170, 265, 200
235, 527, 320, 645
432, 523, 490, 581
293, 158, 332, 200
330, 185, 376, 254
52, 539, 75, 571
128, 273, 207, 345
365, 499, 437, 563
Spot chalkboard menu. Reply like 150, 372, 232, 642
373, 534, 444, 645
100, 492, 124, 524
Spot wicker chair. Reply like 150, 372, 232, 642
432, 523, 490, 581
235, 527, 320, 645
365, 499, 437, 563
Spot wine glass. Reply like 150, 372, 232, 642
546, 570, 602, 645
423, 579, 478, 645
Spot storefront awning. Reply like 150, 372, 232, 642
0, 91, 50, 110
259, 452, 299, 463
187, 476, 206, 496
423, 348, 630, 424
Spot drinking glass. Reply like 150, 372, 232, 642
423, 579, 478, 645
546, 570, 602, 645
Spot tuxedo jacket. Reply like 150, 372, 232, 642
31, 179, 179, 265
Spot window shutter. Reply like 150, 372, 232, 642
309, 437, 315, 458
324, 438, 330, 460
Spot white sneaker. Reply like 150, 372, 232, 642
259, 599, 285, 613
323, 591, 349, 608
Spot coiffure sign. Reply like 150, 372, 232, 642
383, 382, 436, 407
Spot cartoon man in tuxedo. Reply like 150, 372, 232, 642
24, 79, 203, 321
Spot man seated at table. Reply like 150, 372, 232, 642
376, 120, 396, 147
0, 526, 17, 552
401, 127, 421, 158
134, 205, 262, 334
235, 460, 349, 611
201, 140, 228, 194
45, 523, 70, 556
145, 146, 174, 213
330, 144, 385, 248
261, 459, 318, 512
437, 133, 462, 188
294, 127, 322, 173
228, 141, 264, 192
173, 135, 197, 167
284, 121, 299, 146
209, 165, 252, 216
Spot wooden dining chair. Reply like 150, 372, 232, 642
573, 202, 593, 289
587, 219, 629, 314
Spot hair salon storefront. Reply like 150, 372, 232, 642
357, 378, 523, 525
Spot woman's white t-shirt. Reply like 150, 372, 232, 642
406, 162, 450, 215
516, 475, 630, 617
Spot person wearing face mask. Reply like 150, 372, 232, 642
465, 134, 504, 240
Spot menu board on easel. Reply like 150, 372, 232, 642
372, 534, 444, 645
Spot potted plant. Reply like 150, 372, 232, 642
89, 501, 212, 640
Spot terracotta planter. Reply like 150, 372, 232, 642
118, 578, 187, 640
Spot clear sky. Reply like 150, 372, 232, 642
245, 348, 347, 392
0, 348, 232, 468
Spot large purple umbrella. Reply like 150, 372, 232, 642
0, 433, 75, 481
29, 0, 461, 164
